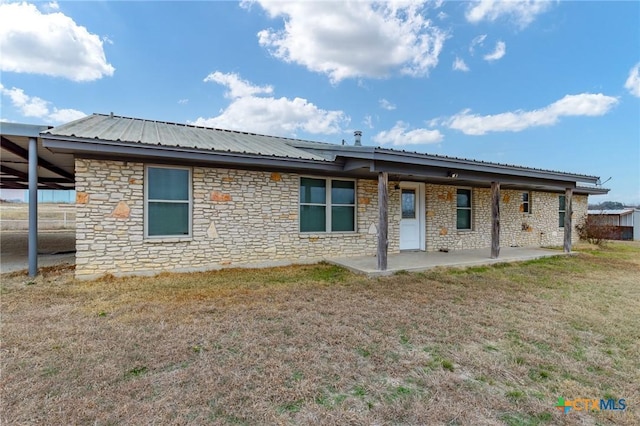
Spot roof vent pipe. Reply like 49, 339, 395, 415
109, 112, 114, 118
354, 130, 362, 146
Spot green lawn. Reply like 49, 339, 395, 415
2, 242, 639, 425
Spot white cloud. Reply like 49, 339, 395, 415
48, 108, 86, 123
363, 115, 374, 129
249, 1, 447, 83
178, 98, 189, 105
203, 71, 273, 99
624, 63, 640, 97
469, 34, 487, 54
192, 71, 348, 136
483, 41, 506, 61
379, 98, 397, 110
373, 121, 443, 146
0, 84, 86, 123
453, 57, 470, 72
0, 2, 114, 81
466, 0, 552, 28
444, 93, 619, 135
45, 2, 59, 11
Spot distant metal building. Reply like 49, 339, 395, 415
587, 209, 640, 240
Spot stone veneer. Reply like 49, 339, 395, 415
424, 185, 587, 251
74, 158, 587, 279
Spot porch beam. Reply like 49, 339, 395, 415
0, 163, 69, 189
1, 136, 74, 182
377, 172, 388, 271
369, 162, 576, 190
28, 137, 38, 277
0, 181, 28, 189
0, 176, 70, 184
491, 181, 500, 259
564, 188, 573, 253
1, 164, 29, 180
342, 158, 371, 172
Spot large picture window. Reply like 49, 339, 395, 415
558, 195, 566, 228
145, 166, 192, 237
300, 177, 355, 232
456, 188, 472, 230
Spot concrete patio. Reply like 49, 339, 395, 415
328, 247, 569, 276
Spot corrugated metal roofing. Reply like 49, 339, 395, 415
289, 140, 600, 181
43, 114, 332, 161
43, 114, 603, 185
587, 209, 636, 215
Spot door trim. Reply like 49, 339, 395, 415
399, 181, 425, 251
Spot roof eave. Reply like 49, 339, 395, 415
295, 145, 601, 184
42, 136, 344, 173
1, 122, 52, 138
575, 186, 610, 195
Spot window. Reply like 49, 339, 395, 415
558, 195, 566, 228
520, 192, 531, 213
145, 166, 191, 237
401, 189, 416, 219
300, 177, 355, 232
456, 188, 472, 230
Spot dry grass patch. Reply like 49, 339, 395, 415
2, 244, 639, 425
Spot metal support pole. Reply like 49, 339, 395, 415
28, 137, 38, 276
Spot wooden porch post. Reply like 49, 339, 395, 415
564, 188, 573, 253
491, 181, 500, 259
377, 172, 388, 270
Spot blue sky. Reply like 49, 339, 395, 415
1, 1, 639, 204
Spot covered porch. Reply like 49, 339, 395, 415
328, 246, 569, 276
295, 143, 609, 272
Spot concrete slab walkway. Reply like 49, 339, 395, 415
0, 230, 75, 274
327, 247, 568, 276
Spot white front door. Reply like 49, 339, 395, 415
399, 182, 425, 250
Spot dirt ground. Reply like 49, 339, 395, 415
0, 230, 75, 273
1, 242, 638, 425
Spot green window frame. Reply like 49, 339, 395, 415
558, 195, 566, 228
521, 192, 531, 214
299, 177, 356, 233
145, 165, 192, 238
456, 188, 472, 230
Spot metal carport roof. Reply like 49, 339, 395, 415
1, 122, 74, 190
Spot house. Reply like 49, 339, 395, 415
587, 209, 640, 240
25, 113, 608, 279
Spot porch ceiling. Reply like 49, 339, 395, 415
1, 123, 75, 190
339, 159, 608, 195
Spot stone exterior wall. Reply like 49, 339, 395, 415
424, 185, 587, 251
75, 159, 385, 279
74, 159, 588, 278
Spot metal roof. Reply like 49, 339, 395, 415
43, 113, 331, 162
1, 122, 74, 190
38, 113, 609, 194
290, 142, 601, 182
588, 209, 636, 215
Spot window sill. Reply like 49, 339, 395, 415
144, 236, 193, 243
299, 232, 359, 238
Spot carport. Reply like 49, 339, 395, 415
1, 122, 75, 276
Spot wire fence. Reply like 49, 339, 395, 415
1, 205, 76, 231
